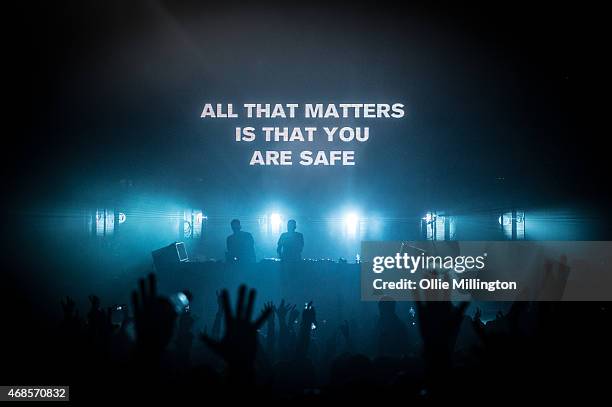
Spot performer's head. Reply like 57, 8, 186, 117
287, 219, 297, 232
230, 219, 241, 233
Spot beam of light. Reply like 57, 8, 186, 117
344, 212, 360, 239
270, 212, 283, 234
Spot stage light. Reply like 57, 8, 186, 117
499, 210, 525, 240
193, 210, 207, 239
94, 209, 114, 237
270, 212, 283, 234
499, 214, 511, 226
118, 212, 127, 224
344, 212, 359, 238
183, 209, 206, 239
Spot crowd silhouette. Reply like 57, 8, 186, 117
7, 261, 610, 402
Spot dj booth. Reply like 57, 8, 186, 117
153, 244, 362, 323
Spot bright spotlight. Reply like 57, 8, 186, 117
270, 213, 283, 234
344, 212, 359, 238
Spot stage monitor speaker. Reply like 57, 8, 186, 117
152, 242, 189, 271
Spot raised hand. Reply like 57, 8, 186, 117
262, 301, 276, 332
201, 285, 272, 381
263, 301, 276, 318
131, 273, 177, 356
539, 256, 571, 301
212, 290, 224, 339
275, 299, 295, 326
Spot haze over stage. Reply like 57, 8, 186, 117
12, 0, 605, 223
5, 0, 609, 346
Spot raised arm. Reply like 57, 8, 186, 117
276, 234, 284, 258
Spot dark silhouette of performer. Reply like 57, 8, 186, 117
226, 219, 255, 263
277, 219, 304, 261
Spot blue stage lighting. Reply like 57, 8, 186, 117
270, 212, 283, 234
344, 212, 360, 238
